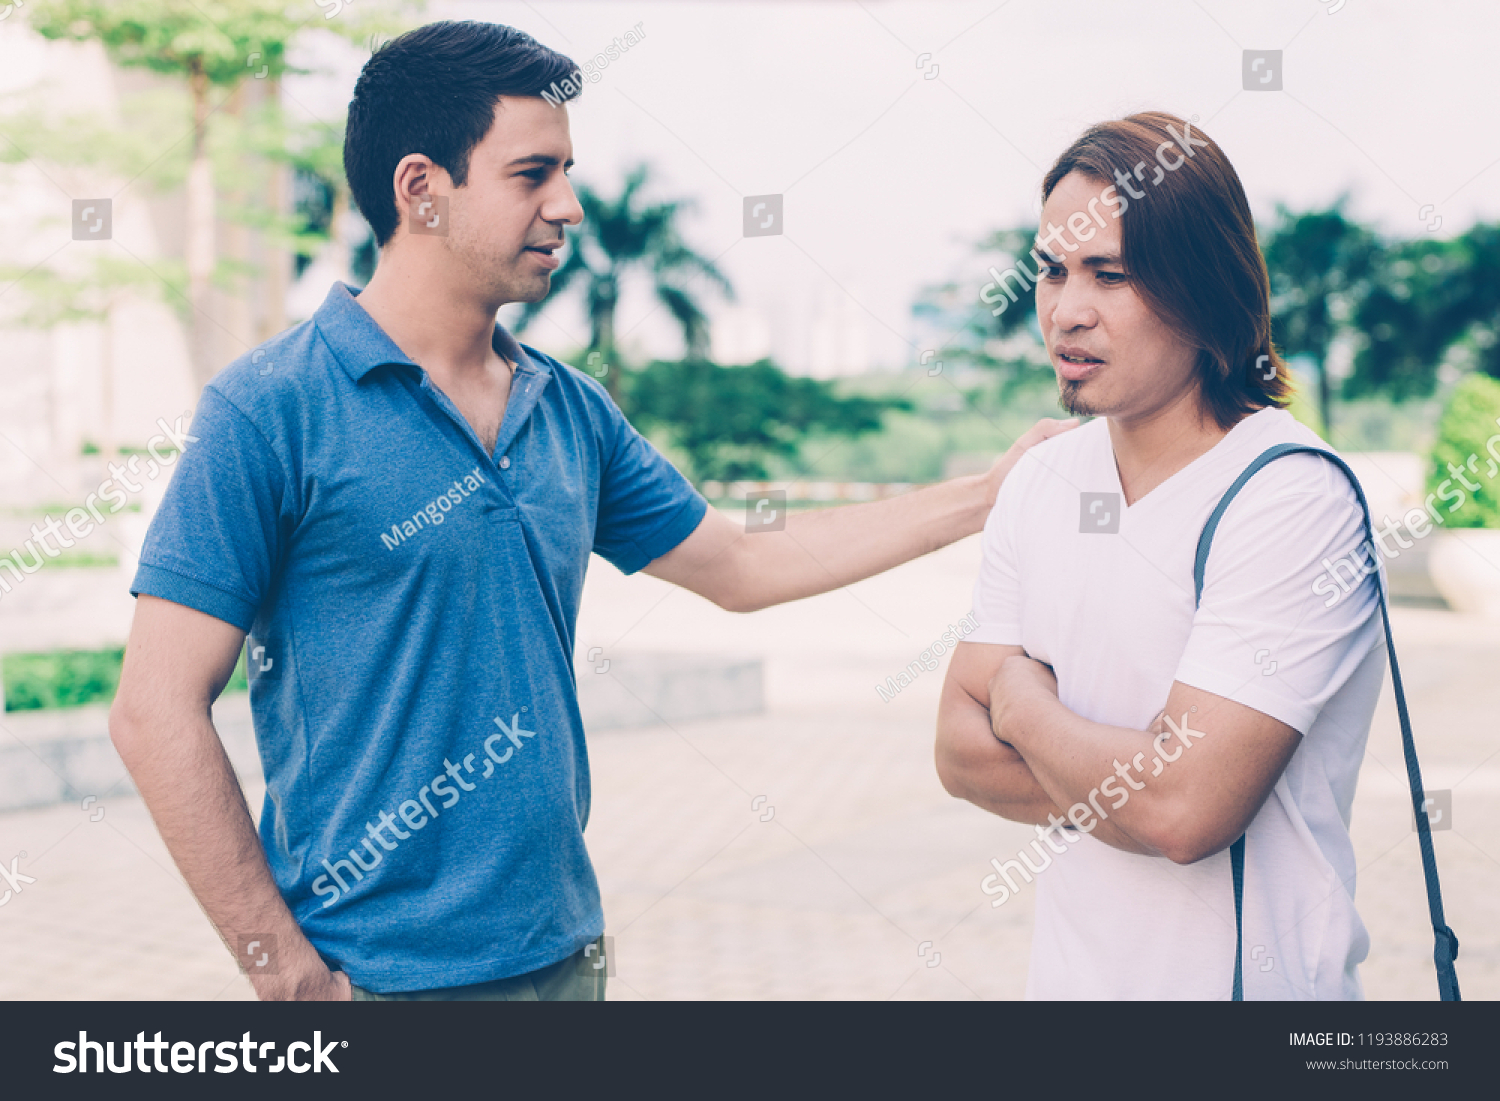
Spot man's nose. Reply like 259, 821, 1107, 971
1049, 280, 1097, 332
547, 180, 584, 227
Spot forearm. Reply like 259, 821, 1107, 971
935, 682, 1066, 824
1000, 692, 1181, 856
111, 704, 331, 998
647, 418, 1078, 611
739, 474, 991, 610
940, 735, 1065, 825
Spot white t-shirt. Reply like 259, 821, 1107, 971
969, 408, 1385, 1000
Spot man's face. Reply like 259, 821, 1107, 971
431, 95, 583, 306
1033, 171, 1199, 422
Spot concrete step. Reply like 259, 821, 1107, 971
574, 651, 763, 731
0, 652, 763, 812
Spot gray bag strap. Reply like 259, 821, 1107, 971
1193, 442, 1460, 1001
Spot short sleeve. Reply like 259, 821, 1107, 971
1174, 456, 1384, 733
591, 403, 707, 575
130, 387, 295, 632
966, 472, 1024, 646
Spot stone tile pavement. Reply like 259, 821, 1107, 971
0, 532, 1495, 1000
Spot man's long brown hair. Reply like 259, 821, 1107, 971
1041, 111, 1292, 430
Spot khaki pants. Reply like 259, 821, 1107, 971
350, 938, 608, 1001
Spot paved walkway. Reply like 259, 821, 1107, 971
1, 532, 1495, 999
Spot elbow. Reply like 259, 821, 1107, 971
108, 695, 142, 762
1139, 807, 1237, 866
1161, 837, 1218, 867
937, 767, 967, 802
703, 548, 765, 614
933, 730, 969, 800
702, 563, 765, 614
715, 591, 763, 615
108, 684, 163, 766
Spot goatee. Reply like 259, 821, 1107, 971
1058, 380, 1103, 417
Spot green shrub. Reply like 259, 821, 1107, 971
2, 645, 249, 712
2, 648, 124, 711
625, 358, 910, 483
1428, 372, 1500, 529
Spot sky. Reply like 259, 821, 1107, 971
287, 0, 1500, 374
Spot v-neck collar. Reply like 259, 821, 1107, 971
1107, 408, 1274, 510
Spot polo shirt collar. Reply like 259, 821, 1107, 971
314, 281, 538, 383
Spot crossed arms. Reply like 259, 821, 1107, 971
934, 642, 1301, 864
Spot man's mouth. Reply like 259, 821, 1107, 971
1054, 348, 1104, 381
524, 242, 562, 269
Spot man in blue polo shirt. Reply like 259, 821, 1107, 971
109, 20, 1071, 1001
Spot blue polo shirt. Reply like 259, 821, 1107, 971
132, 282, 707, 992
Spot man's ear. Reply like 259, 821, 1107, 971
390, 154, 441, 232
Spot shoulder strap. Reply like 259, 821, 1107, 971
1194, 442, 1460, 1002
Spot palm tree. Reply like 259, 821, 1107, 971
513, 165, 732, 395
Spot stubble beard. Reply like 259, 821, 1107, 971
450, 231, 552, 308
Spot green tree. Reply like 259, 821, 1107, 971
513, 164, 731, 396
625, 358, 909, 483
224, 102, 360, 317
1262, 202, 1381, 439
1350, 223, 1500, 402
28, 0, 414, 386
0, 72, 357, 451
1, 81, 194, 457
0, 257, 166, 460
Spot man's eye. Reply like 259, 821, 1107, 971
522, 170, 546, 181
1042, 264, 1065, 279
1097, 271, 1127, 284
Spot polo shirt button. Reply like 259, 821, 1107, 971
499, 456, 511, 469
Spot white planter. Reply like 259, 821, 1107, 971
1428, 529, 1500, 617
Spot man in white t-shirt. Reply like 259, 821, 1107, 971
935, 111, 1385, 1000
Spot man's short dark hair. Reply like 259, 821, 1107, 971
345, 21, 581, 246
